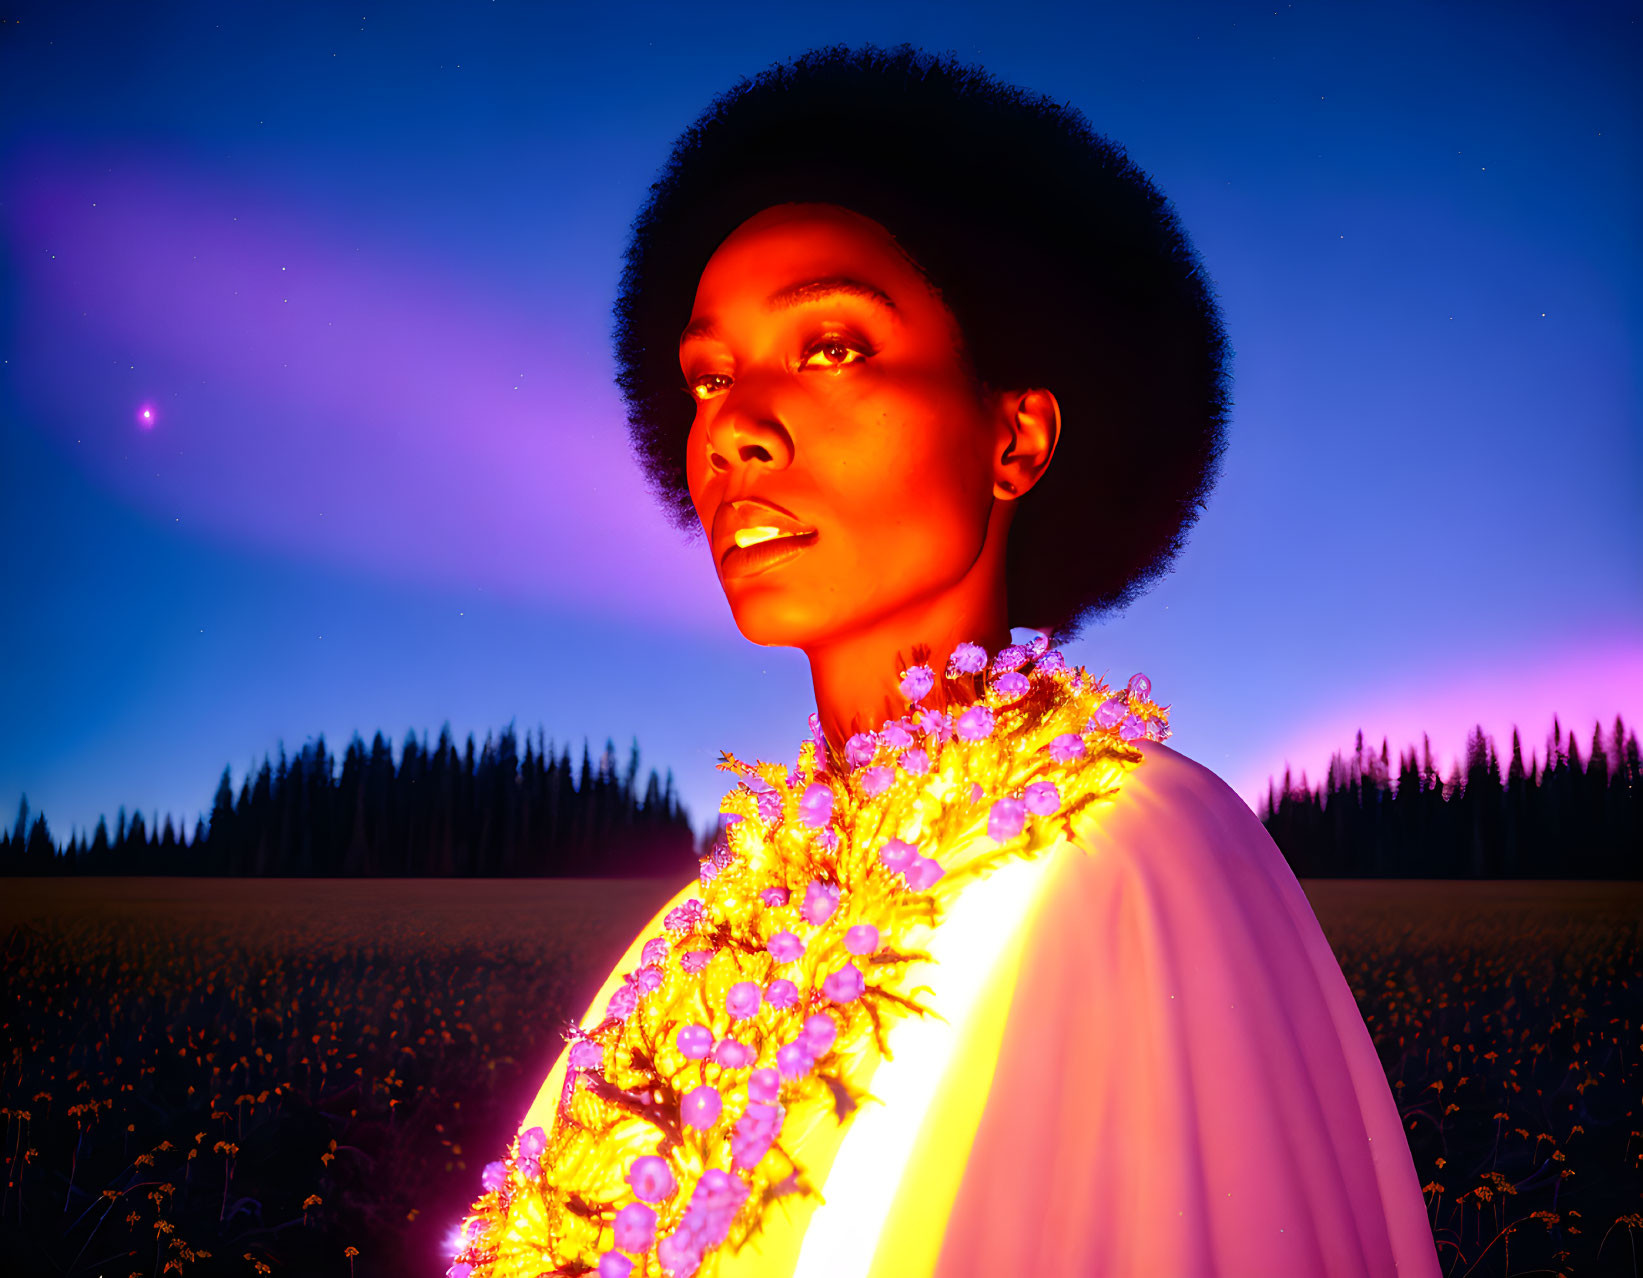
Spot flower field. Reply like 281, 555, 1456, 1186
3, 877, 1641, 1277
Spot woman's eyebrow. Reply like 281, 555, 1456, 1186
680, 276, 898, 346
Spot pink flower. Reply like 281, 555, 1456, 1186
641, 936, 669, 965
725, 981, 762, 1021
760, 885, 790, 907
677, 1024, 713, 1060
664, 899, 705, 932
878, 838, 917, 873
801, 880, 840, 925
627, 1155, 677, 1203
954, 705, 995, 741
632, 964, 664, 995
817, 827, 840, 853
568, 1039, 603, 1070
798, 782, 834, 828
1028, 633, 1051, 657
1126, 671, 1152, 699
988, 797, 1026, 842
713, 1038, 754, 1068
680, 949, 714, 973
765, 978, 800, 1010
613, 1201, 657, 1252
518, 1126, 547, 1161
859, 765, 894, 797
1094, 696, 1128, 729
915, 708, 953, 743
756, 790, 783, 823
776, 1040, 815, 1079
900, 746, 931, 775
767, 930, 804, 963
1025, 781, 1061, 815
449, 1265, 474, 1278
844, 924, 880, 955
681, 1085, 722, 1128
732, 1100, 784, 1169
991, 671, 1030, 702
879, 720, 914, 750
899, 664, 935, 702
1048, 732, 1086, 763
802, 1013, 838, 1055
606, 985, 639, 1021
748, 1068, 781, 1102
599, 1252, 633, 1278
947, 642, 988, 676
1037, 650, 1066, 674
844, 732, 878, 768
905, 856, 945, 891
481, 1160, 506, 1192
992, 644, 1030, 672
822, 962, 866, 1003
808, 711, 829, 772
1119, 713, 1145, 741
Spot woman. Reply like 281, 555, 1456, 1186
450, 45, 1441, 1278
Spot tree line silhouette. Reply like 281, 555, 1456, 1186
1260, 715, 1640, 878
0, 726, 697, 878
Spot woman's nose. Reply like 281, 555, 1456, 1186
703, 378, 796, 475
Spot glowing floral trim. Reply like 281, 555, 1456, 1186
448, 640, 1170, 1278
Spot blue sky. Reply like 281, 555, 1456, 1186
3, 0, 1638, 841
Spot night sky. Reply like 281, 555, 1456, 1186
3, 0, 1638, 844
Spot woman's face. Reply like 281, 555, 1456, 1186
680, 202, 1003, 651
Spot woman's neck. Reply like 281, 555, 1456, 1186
803, 594, 1012, 749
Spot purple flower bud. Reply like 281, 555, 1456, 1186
905, 856, 945, 891
568, 1039, 603, 1070
879, 720, 914, 750
676, 1024, 714, 1060
765, 978, 800, 1010
798, 782, 834, 829
1025, 781, 1061, 815
767, 930, 804, 963
1119, 713, 1145, 741
1126, 671, 1152, 699
992, 644, 1030, 672
681, 1085, 722, 1128
713, 1038, 755, 1068
481, 1160, 507, 1192
991, 671, 1030, 702
900, 746, 931, 775
988, 797, 1027, 842
859, 765, 894, 797
732, 1101, 784, 1169
802, 1013, 838, 1055
756, 790, 784, 823
641, 937, 669, 966
664, 899, 704, 932
517, 1126, 546, 1161
1037, 650, 1066, 674
822, 962, 866, 1003
627, 1155, 677, 1203
760, 885, 790, 907
725, 981, 761, 1021
599, 1251, 634, 1278
748, 1068, 781, 1102
947, 642, 988, 676
1048, 732, 1087, 763
844, 924, 880, 955
632, 963, 664, 995
801, 880, 840, 925
1095, 695, 1128, 729
657, 1228, 703, 1276
878, 838, 916, 872
844, 732, 878, 768
776, 1040, 815, 1079
680, 949, 714, 973
613, 1201, 657, 1252
916, 708, 953, 743
899, 664, 935, 702
954, 705, 995, 741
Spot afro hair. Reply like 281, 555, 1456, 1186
612, 43, 1231, 641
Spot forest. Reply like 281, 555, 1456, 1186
1260, 715, 1640, 878
0, 726, 696, 878
4, 713, 1637, 879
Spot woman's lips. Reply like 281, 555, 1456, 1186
720, 529, 819, 579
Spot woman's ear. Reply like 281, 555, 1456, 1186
993, 387, 1061, 500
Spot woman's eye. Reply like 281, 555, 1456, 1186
799, 337, 870, 371
689, 373, 732, 401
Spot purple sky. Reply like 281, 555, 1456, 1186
3, 0, 1638, 843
